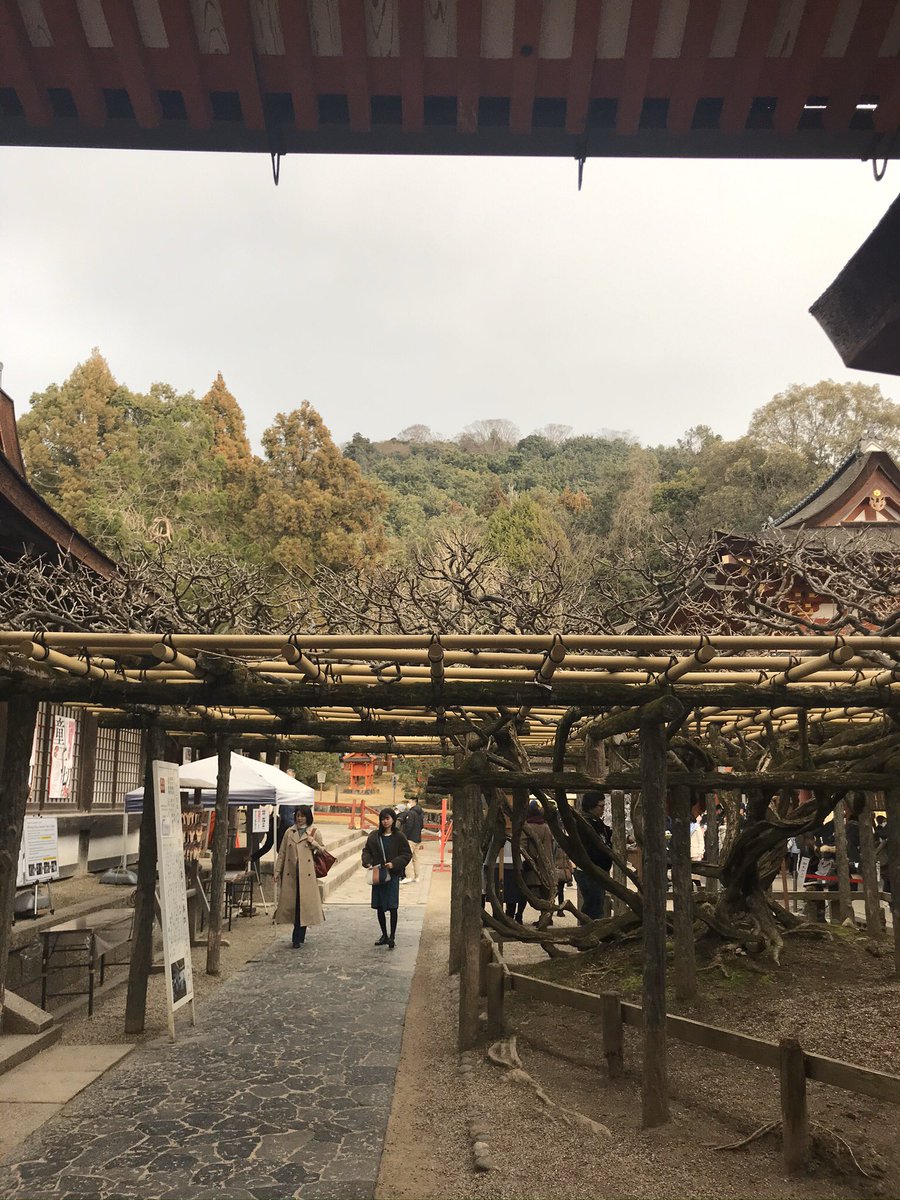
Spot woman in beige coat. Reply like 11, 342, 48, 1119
274, 805, 326, 947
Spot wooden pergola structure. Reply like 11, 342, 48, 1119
1, 624, 899, 1126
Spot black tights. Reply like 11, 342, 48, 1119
377, 908, 398, 939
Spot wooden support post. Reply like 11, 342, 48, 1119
206, 737, 232, 976
457, 782, 484, 1051
670, 785, 697, 1003
0, 697, 38, 1021
601, 991, 624, 1079
779, 1037, 810, 1173
704, 792, 719, 896
611, 790, 627, 916
885, 788, 900, 978
486, 961, 505, 1038
639, 700, 673, 1128
859, 792, 884, 936
479, 935, 492, 998
449, 744, 465, 975
832, 800, 854, 924
125, 724, 165, 1035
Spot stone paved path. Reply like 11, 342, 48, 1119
0, 901, 425, 1200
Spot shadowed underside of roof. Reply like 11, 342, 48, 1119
1, 1, 900, 159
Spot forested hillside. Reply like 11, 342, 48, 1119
16, 350, 900, 580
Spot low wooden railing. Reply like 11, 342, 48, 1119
480, 937, 900, 1171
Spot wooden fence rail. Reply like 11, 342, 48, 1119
481, 937, 900, 1170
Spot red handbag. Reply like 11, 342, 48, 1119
314, 848, 336, 878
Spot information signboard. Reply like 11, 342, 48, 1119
153, 760, 195, 1038
48, 716, 77, 801
16, 814, 60, 886
252, 806, 271, 834
797, 855, 811, 890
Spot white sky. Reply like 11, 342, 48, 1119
1, 146, 897, 452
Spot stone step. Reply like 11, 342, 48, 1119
0, 1026, 62, 1079
320, 834, 367, 901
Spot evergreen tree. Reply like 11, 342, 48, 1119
254, 402, 387, 570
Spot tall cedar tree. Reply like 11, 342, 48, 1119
17, 349, 136, 535
255, 402, 387, 571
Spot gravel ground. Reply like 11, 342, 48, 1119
378, 890, 900, 1200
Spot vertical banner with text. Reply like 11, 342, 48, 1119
153, 760, 195, 1038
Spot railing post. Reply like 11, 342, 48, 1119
779, 1037, 810, 1173
486, 962, 505, 1038
601, 992, 624, 1078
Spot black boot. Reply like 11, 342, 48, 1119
375, 934, 389, 946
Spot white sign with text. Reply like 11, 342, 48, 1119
153, 760, 195, 1038
17, 815, 60, 886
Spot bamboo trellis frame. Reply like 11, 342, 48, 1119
0, 629, 898, 751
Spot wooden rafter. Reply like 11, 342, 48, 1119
220, 0, 266, 130
157, 0, 214, 129
719, 0, 780, 136
42, 0, 106, 127
0, 0, 52, 125
337, 0, 371, 132
100, 0, 162, 129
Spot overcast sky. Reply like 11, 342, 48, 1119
1, 146, 897, 453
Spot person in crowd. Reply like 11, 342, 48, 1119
399, 797, 425, 884
274, 804, 327, 948
875, 815, 888, 844
554, 841, 573, 917
518, 799, 556, 924
362, 808, 412, 949
574, 791, 612, 921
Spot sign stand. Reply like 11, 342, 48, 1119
153, 760, 196, 1040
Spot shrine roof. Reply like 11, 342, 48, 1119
770, 442, 900, 532
2, 1, 900, 161
0, 389, 117, 577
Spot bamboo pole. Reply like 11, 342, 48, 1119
0, 697, 39, 1023
5, 631, 900, 651
125, 724, 165, 1035
206, 738, 232, 975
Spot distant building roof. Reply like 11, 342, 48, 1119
770, 441, 900, 538
0, 387, 117, 577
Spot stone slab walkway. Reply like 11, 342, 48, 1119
0, 901, 425, 1200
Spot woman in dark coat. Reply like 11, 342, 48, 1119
361, 808, 412, 949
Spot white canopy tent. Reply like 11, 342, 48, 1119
124, 752, 315, 811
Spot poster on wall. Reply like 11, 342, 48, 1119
48, 716, 77, 801
16, 815, 60, 886
153, 760, 195, 1038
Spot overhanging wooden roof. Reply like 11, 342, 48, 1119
2, 1, 900, 160
0, 389, 118, 576
2, 630, 898, 755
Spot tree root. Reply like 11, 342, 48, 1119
709, 1119, 874, 1179
708, 1120, 779, 1151
487, 1036, 612, 1139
